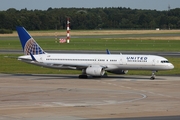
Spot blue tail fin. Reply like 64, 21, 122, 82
16, 26, 45, 55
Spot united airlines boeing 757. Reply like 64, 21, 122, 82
16, 27, 174, 79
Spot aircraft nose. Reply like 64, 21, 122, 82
169, 63, 174, 69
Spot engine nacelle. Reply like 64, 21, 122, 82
86, 66, 105, 76
108, 70, 128, 74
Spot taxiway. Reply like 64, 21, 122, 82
0, 74, 180, 120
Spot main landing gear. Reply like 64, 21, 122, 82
150, 71, 157, 80
79, 69, 88, 78
79, 74, 88, 79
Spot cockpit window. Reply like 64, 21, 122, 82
161, 60, 169, 63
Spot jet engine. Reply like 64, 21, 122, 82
86, 66, 105, 76
108, 70, 128, 74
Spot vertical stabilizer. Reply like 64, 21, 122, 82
16, 27, 45, 55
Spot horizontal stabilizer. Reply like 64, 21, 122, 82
30, 53, 37, 61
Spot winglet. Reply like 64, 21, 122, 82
106, 49, 111, 54
16, 26, 45, 55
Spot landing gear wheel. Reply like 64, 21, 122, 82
150, 71, 156, 80
79, 75, 88, 79
104, 73, 108, 77
150, 76, 155, 80
92, 76, 101, 78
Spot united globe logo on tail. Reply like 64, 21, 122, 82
16, 26, 45, 55
24, 38, 45, 55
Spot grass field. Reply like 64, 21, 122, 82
1, 29, 180, 51
0, 30, 180, 75
0, 37, 180, 51
1, 29, 180, 37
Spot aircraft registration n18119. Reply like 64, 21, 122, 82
16, 27, 174, 79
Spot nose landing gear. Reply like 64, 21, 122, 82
150, 71, 157, 80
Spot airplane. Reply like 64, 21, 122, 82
16, 26, 174, 79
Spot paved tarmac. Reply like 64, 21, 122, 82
0, 74, 180, 120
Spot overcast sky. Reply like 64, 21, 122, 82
0, 0, 179, 11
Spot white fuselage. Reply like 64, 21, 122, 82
18, 53, 174, 71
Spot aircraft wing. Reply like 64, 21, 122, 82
19, 56, 107, 70
38, 62, 107, 70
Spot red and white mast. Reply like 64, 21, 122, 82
66, 18, 70, 43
